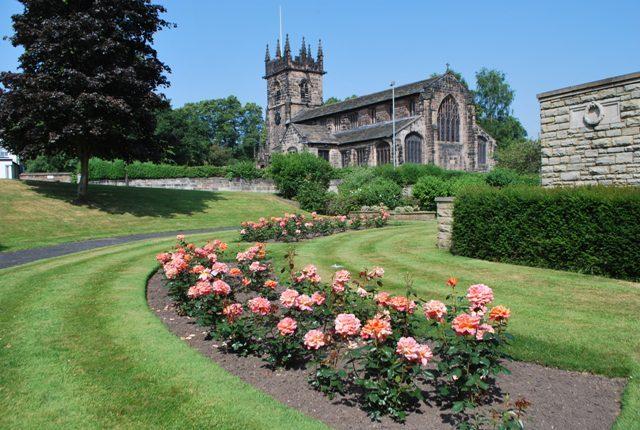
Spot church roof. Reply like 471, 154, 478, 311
291, 116, 420, 146
291, 76, 439, 122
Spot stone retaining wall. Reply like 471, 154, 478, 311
435, 197, 455, 250
90, 177, 278, 193
350, 210, 435, 221
537, 71, 640, 187
20, 172, 73, 183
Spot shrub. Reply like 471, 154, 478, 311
496, 139, 542, 174
372, 163, 403, 185
351, 177, 403, 209
449, 175, 487, 195
484, 167, 536, 187
296, 182, 329, 212
337, 167, 378, 194
25, 154, 77, 173
268, 152, 333, 199
325, 192, 359, 215
87, 158, 126, 180
452, 186, 640, 281
225, 161, 264, 180
412, 175, 452, 210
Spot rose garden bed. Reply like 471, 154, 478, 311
149, 236, 625, 429
239, 211, 389, 242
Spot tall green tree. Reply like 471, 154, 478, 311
157, 96, 265, 165
0, 0, 172, 200
323, 94, 357, 105
473, 68, 527, 145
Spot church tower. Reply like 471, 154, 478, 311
263, 35, 325, 159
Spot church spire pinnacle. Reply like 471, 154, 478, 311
284, 34, 291, 60
317, 39, 323, 66
300, 36, 307, 60
275, 38, 281, 58
265, 44, 270, 62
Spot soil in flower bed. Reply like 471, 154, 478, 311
147, 271, 625, 429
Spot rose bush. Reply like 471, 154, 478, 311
239, 210, 389, 243
157, 236, 514, 422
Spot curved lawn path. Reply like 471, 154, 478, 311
288, 222, 640, 429
0, 232, 326, 429
0, 226, 236, 269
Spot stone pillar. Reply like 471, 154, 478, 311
435, 197, 455, 250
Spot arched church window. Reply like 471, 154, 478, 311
299, 79, 310, 103
274, 111, 281, 125
376, 141, 391, 165
437, 95, 460, 142
287, 147, 298, 154
477, 137, 487, 165
405, 133, 423, 164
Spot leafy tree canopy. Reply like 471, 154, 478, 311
0, 0, 173, 199
473, 68, 527, 145
323, 94, 357, 105
156, 96, 265, 165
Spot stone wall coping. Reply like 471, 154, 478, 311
20, 172, 72, 176
435, 197, 455, 203
537, 71, 640, 101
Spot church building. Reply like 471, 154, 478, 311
261, 35, 496, 171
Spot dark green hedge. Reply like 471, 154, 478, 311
451, 186, 640, 281
85, 158, 264, 181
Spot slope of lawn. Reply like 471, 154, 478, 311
0, 180, 299, 252
0, 231, 326, 430
1, 222, 638, 428
285, 222, 640, 429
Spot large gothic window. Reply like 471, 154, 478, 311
356, 147, 370, 166
299, 79, 310, 103
376, 141, 391, 165
477, 137, 487, 165
405, 133, 423, 164
437, 95, 460, 142
341, 150, 351, 167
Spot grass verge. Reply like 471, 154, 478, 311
0, 180, 299, 252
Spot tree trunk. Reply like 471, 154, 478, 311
77, 148, 90, 201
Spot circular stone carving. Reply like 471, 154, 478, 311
583, 102, 604, 126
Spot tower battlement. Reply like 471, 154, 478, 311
264, 35, 325, 78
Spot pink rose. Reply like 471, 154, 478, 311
212, 279, 231, 296
334, 313, 361, 336
277, 317, 297, 336
475, 323, 495, 340
424, 300, 447, 322
280, 289, 300, 308
222, 303, 243, 322
466, 284, 494, 308
247, 296, 272, 315
311, 291, 326, 305
451, 313, 481, 336
295, 294, 314, 312
304, 329, 327, 350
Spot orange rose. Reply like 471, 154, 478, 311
489, 305, 511, 322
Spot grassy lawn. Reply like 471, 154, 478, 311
0, 231, 326, 429
278, 222, 640, 429
0, 180, 300, 252
1, 222, 638, 428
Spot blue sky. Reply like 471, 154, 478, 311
1, 0, 639, 138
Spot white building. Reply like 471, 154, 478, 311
0, 146, 20, 179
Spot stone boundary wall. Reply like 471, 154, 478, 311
20, 172, 73, 183
537, 71, 640, 187
435, 197, 455, 250
350, 210, 435, 221
90, 177, 278, 193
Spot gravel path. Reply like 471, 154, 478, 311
0, 226, 236, 270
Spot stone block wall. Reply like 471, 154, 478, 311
20, 172, 73, 183
435, 197, 454, 250
90, 177, 278, 193
538, 72, 640, 187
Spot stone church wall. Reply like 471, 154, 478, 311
538, 72, 640, 187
